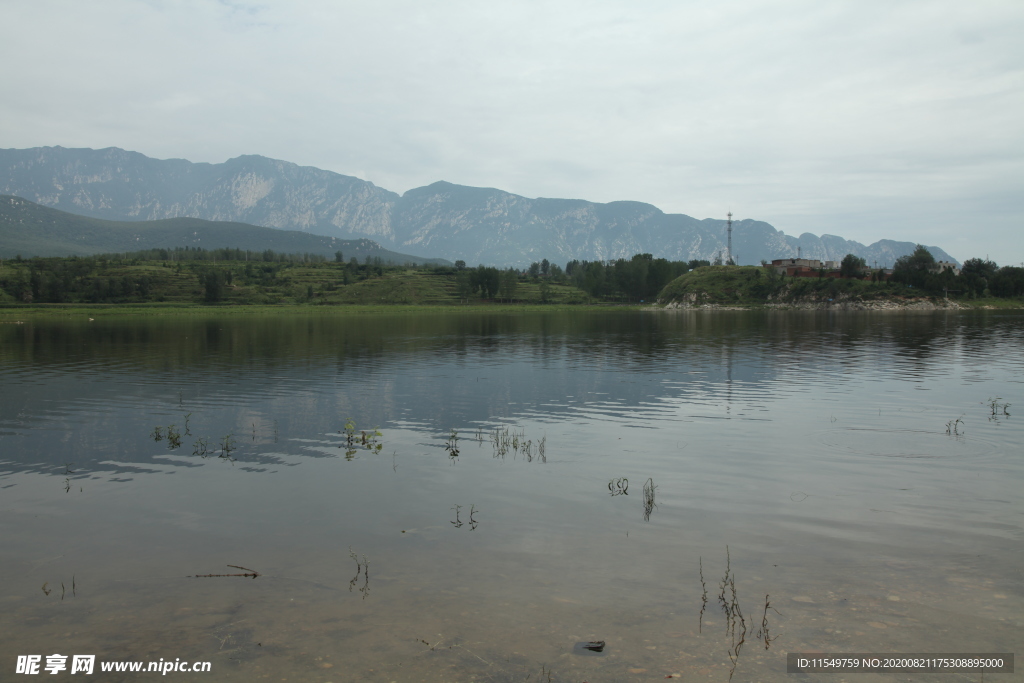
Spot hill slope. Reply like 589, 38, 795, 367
0, 146, 957, 267
0, 195, 448, 264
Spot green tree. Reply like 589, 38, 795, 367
471, 266, 500, 299
839, 254, 867, 278
203, 270, 223, 302
959, 258, 997, 296
892, 245, 936, 289
455, 270, 474, 302
498, 268, 519, 302
990, 266, 1024, 297
539, 279, 551, 303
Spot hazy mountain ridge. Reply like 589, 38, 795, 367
0, 146, 957, 267
0, 195, 448, 264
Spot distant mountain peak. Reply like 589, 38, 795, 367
0, 145, 958, 267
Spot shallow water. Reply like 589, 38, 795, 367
1, 310, 1022, 681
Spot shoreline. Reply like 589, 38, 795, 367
0, 302, 646, 319
1, 299, 1021, 320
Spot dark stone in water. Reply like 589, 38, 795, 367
573, 641, 606, 656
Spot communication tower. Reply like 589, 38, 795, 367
726, 212, 733, 265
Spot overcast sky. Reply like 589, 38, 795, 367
3, 0, 1022, 264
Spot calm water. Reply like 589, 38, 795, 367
1, 310, 1022, 682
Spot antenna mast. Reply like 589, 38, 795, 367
726, 212, 733, 265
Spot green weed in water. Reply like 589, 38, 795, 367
945, 415, 965, 435
166, 425, 181, 449
445, 428, 460, 458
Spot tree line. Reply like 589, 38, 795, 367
0, 249, 397, 304
762, 246, 1023, 300
889, 246, 1024, 298
441, 255, 708, 303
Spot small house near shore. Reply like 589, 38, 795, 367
771, 258, 840, 276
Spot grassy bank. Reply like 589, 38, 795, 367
657, 266, 1024, 309
0, 257, 595, 308
0, 302, 646, 320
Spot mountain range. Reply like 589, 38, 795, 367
0, 195, 448, 264
0, 146, 957, 267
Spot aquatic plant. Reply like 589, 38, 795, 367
987, 397, 1011, 421
755, 594, 780, 650
151, 426, 164, 441
608, 477, 629, 496
717, 546, 747, 682
699, 557, 708, 633
166, 425, 181, 449
445, 428, 460, 458
945, 415, 964, 435
642, 477, 657, 521
348, 547, 369, 599
489, 425, 543, 461
340, 419, 383, 454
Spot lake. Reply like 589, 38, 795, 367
1, 310, 1021, 682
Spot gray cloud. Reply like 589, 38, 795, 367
2, 0, 1022, 264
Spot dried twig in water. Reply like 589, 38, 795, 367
716, 546, 748, 682
699, 557, 708, 634
608, 477, 629, 496
348, 547, 369, 599
642, 477, 657, 521
756, 594, 781, 650
190, 565, 260, 579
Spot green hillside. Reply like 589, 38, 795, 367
656, 265, 932, 306
0, 253, 593, 307
0, 195, 448, 265
657, 264, 1024, 306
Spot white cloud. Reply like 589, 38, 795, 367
1, 0, 1022, 263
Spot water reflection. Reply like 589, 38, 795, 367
3, 310, 1023, 478
1, 310, 1022, 681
